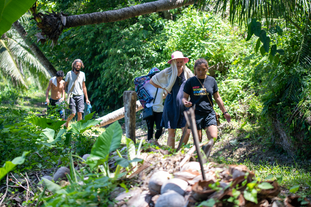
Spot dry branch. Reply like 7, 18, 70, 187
0, 175, 9, 206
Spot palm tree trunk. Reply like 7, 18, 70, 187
65, 0, 196, 28
96, 100, 143, 127
12, 20, 57, 76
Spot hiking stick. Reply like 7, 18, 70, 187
184, 108, 206, 181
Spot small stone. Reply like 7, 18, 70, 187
115, 188, 141, 202
110, 187, 126, 200
155, 191, 186, 207
53, 167, 70, 182
148, 171, 172, 195
82, 154, 90, 161
161, 178, 188, 196
127, 191, 149, 207
181, 162, 201, 172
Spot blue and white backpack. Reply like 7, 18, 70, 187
134, 67, 160, 108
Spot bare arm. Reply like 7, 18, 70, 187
82, 81, 90, 104
62, 81, 65, 101
182, 92, 192, 108
45, 80, 51, 105
64, 81, 68, 100
150, 79, 170, 94
213, 92, 231, 123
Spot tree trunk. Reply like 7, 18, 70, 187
64, 0, 196, 28
96, 100, 143, 127
12, 21, 57, 76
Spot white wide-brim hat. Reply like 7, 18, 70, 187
167, 51, 189, 64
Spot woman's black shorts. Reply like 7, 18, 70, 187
195, 111, 217, 130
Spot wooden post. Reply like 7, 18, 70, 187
123, 91, 137, 144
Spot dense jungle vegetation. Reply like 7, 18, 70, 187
0, 0, 311, 206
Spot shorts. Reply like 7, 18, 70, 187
69, 95, 85, 114
48, 98, 65, 119
195, 111, 217, 130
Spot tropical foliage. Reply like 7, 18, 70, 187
0, 28, 50, 90
0, 0, 36, 36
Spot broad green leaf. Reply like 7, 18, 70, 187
246, 20, 255, 41
259, 30, 266, 43
247, 181, 257, 190
198, 198, 216, 207
70, 119, 100, 134
126, 138, 136, 167
260, 46, 266, 56
263, 37, 270, 52
28, 117, 65, 130
276, 25, 283, 35
289, 185, 300, 193
0, 0, 37, 36
89, 121, 122, 162
0, 151, 29, 180
41, 178, 67, 194
276, 49, 284, 55
51, 128, 66, 144
41, 128, 55, 143
232, 188, 241, 198
120, 182, 129, 192
265, 174, 274, 180
258, 182, 274, 190
115, 157, 143, 168
244, 188, 258, 204
84, 111, 95, 122
253, 22, 262, 36
271, 45, 277, 56
276, 175, 283, 184
255, 38, 261, 53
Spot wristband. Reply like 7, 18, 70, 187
223, 111, 228, 115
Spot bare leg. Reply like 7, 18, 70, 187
197, 129, 202, 142
77, 112, 83, 121
205, 125, 218, 140
182, 128, 191, 145
65, 114, 76, 128
203, 125, 218, 158
167, 128, 176, 149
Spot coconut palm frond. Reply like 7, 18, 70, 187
7, 38, 50, 78
0, 39, 28, 88
205, 0, 310, 26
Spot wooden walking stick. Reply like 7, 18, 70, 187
184, 107, 206, 181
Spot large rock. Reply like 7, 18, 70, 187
161, 178, 188, 196
155, 191, 186, 207
148, 171, 172, 195
53, 167, 70, 182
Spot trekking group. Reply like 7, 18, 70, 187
46, 52, 231, 154
45, 59, 90, 128
136, 51, 231, 152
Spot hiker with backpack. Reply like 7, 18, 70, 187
182, 58, 231, 156
63, 59, 90, 128
135, 68, 165, 143
150, 51, 194, 149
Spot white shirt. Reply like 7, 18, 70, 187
144, 82, 164, 112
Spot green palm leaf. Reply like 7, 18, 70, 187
0, 39, 27, 88
204, 0, 310, 26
